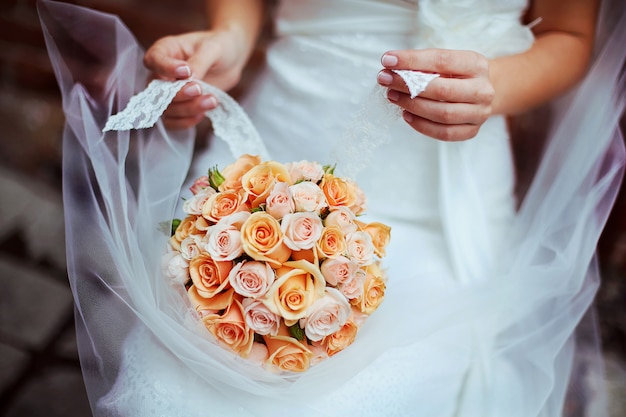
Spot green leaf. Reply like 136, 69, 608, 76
322, 163, 336, 175
171, 218, 181, 236
208, 165, 225, 190
251, 203, 267, 213
288, 323, 306, 341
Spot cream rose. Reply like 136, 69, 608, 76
289, 181, 327, 213
218, 154, 262, 193
183, 187, 216, 215
180, 234, 203, 261
299, 287, 351, 342
316, 225, 347, 259
281, 212, 324, 251
322, 320, 359, 356
203, 298, 255, 357
345, 231, 375, 266
188, 253, 233, 298
320, 256, 358, 286
202, 189, 249, 223
352, 263, 386, 315
324, 207, 358, 235
263, 324, 313, 373
204, 224, 243, 262
241, 212, 291, 268
361, 222, 391, 258
229, 261, 275, 298
338, 268, 366, 300
265, 182, 295, 220
161, 251, 189, 285
242, 298, 280, 336
286, 160, 324, 183
241, 161, 292, 208
262, 260, 326, 322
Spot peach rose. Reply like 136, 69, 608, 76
202, 189, 249, 223
320, 256, 359, 286
241, 212, 291, 268
203, 298, 255, 357
361, 222, 391, 258
204, 224, 243, 262
299, 287, 351, 342
352, 263, 386, 315
241, 161, 292, 208
161, 250, 189, 285
188, 253, 233, 298
183, 187, 216, 215
320, 174, 357, 211
322, 320, 359, 356
286, 160, 324, 183
229, 261, 275, 298
242, 298, 280, 336
218, 154, 262, 192
188, 286, 235, 314
262, 260, 325, 322
289, 181, 328, 213
316, 225, 347, 259
281, 212, 324, 251
324, 207, 358, 235
345, 231, 375, 266
170, 216, 198, 251
265, 182, 294, 220
263, 324, 313, 373
347, 179, 367, 215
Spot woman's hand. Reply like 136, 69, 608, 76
144, 30, 250, 130
377, 49, 495, 141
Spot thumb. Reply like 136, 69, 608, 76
144, 41, 192, 80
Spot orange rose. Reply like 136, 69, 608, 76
361, 222, 391, 257
170, 216, 198, 251
241, 212, 291, 267
202, 189, 249, 223
188, 286, 235, 313
262, 260, 325, 322
241, 161, 292, 208
203, 298, 255, 357
188, 253, 232, 298
263, 324, 313, 373
322, 320, 358, 356
320, 174, 357, 211
316, 225, 347, 259
351, 262, 386, 315
219, 154, 262, 192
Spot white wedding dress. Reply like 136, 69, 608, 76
37, 0, 626, 416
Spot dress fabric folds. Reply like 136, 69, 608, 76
38, 0, 626, 416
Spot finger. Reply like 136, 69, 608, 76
401, 111, 480, 142
387, 90, 490, 125
163, 95, 218, 118
382, 49, 488, 78
376, 70, 410, 95
187, 39, 221, 80
163, 114, 205, 130
171, 82, 203, 103
144, 39, 191, 80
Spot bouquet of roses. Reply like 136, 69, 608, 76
162, 154, 391, 373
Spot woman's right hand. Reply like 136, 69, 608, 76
144, 29, 249, 129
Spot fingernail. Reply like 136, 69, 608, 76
387, 89, 399, 102
377, 71, 393, 85
183, 84, 202, 97
175, 65, 191, 78
381, 54, 398, 67
402, 111, 414, 123
201, 96, 218, 109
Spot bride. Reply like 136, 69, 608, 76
38, 0, 625, 416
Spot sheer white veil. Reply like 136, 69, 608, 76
39, 0, 625, 415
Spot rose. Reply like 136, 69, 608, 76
316, 226, 347, 259
183, 187, 216, 215
219, 154, 262, 192
229, 261, 275, 298
352, 263, 386, 315
203, 298, 255, 357
281, 212, 324, 251
241, 161, 292, 208
265, 182, 294, 220
324, 207, 358, 235
262, 260, 325, 322
263, 324, 313, 373
338, 268, 366, 300
320, 174, 357, 211
286, 160, 324, 182
248, 342, 269, 365
242, 298, 280, 336
202, 189, 249, 223
189, 175, 211, 195
170, 216, 198, 251
345, 231, 375, 266
289, 181, 327, 213
161, 251, 189, 285
347, 179, 367, 215
361, 221, 391, 257
241, 212, 291, 267
188, 253, 232, 298
320, 256, 359, 286
299, 287, 351, 342
180, 234, 203, 261
322, 320, 359, 356
204, 223, 243, 262
188, 286, 235, 313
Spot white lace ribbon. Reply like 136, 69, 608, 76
103, 79, 270, 160
392, 70, 439, 98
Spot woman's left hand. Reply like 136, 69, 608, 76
377, 49, 494, 141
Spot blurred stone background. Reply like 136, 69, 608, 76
0, 0, 624, 416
